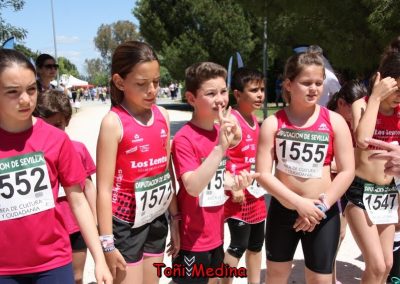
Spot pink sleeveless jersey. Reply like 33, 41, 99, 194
364, 96, 400, 149
275, 107, 334, 178
111, 105, 169, 224
225, 110, 267, 223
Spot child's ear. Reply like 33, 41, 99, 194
186, 91, 196, 107
112, 74, 124, 91
233, 89, 240, 101
283, 79, 291, 92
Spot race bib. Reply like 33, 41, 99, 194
0, 152, 55, 221
276, 129, 329, 178
199, 159, 228, 207
363, 183, 399, 224
247, 164, 266, 198
134, 171, 172, 228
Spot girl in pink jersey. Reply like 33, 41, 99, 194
96, 41, 179, 284
34, 89, 98, 284
256, 50, 355, 283
222, 68, 266, 284
0, 49, 111, 283
347, 47, 400, 283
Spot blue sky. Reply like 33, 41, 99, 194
3, 0, 138, 75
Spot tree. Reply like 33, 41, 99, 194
0, 0, 27, 42
84, 58, 108, 86
94, 20, 140, 66
234, 0, 400, 77
15, 44, 40, 60
134, 0, 261, 80
58, 57, 79, 78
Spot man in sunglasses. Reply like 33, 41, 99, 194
35, 53, 59, 94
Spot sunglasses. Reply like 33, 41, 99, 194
43, 64, 59, 69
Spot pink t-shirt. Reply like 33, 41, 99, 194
57, 140, 96, 234
224, 110, 267, 223
0, 118, 86, 275
172, 122, 224, 252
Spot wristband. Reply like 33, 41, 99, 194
99, 234, 115, 252
315, 203, 328, 219
318, 193, 330, 210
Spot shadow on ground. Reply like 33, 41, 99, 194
259, 259, 362, 283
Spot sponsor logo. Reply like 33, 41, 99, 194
318, 123, 329, 131
160, 129, 167, 138
132, 134, 143, 143
125, 146, 138, 154
140, 144, 150, 152
130, 156, 167, 169
245, 134, 253, 142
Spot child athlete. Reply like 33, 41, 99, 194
346, 49, 400, 283
34, 89, 97, 284
222, 68, 266, 284
0, 49, 111, 283
171, 62, 257, 284
96, 41, 179, 284
256, 50, 355, 284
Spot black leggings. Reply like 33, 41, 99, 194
226, 218, 265, 259
265, 197, 340, 274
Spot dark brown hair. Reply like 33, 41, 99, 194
35, 53, 55, 68
231, 67, 264, 92
0, 49, 36, 76
185, 62, 227, 95
327, 80, 366, 111
34, 89, 72, 123
110, 41, 159, 106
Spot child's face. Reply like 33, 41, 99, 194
43, 113, 68, 131
189, 77, 228, 119
235, 80, 265, 112
383, 77, 400, 108
116, 60, 160, 110
0, 64, 37, 126
285, 65, 324, 106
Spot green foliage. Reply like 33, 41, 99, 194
134, 0, 261, 80
234, 0, 400, 77
84, 58, 109, 86
0, 0, 26, 42
14, 44, 39, 60
94, 20, 140, 66
58, 57, 79, 78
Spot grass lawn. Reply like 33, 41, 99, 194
255, 106, 282, 122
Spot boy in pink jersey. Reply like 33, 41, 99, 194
34, 89, 97, 284
171, 62, 258, 284
0, 49, 111, 283
222, 68, 266, 284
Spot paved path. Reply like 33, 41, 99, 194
66, 100, 365, 284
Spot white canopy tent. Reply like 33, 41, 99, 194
52, 74, 89, 88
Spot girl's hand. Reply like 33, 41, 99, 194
167, 219, 180, 258
104, 249, 127, 279
370, 72, 398, 102
231, 189, 245, 204
94, 260, 114, 284
293, 216, 318, 232
294, 197, 325, 222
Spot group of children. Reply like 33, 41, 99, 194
1, 37, 400, 284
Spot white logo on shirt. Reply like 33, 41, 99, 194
318, 123, 329, 131
132, 134, 143, 143
160, 129, 167, 138
140, 144, 150, 152
125, 146, 138, 154
246, 134, 253, 142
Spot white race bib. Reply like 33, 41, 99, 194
199, 159, 228, 207
363, 183, 399, 224
247, 164, 266, 198
0, 152, 55, 221
133, 171, 172, 228
276, 129, 329, 178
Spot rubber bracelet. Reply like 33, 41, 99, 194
103, 245, 116, 253
315, 204, 328, 219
